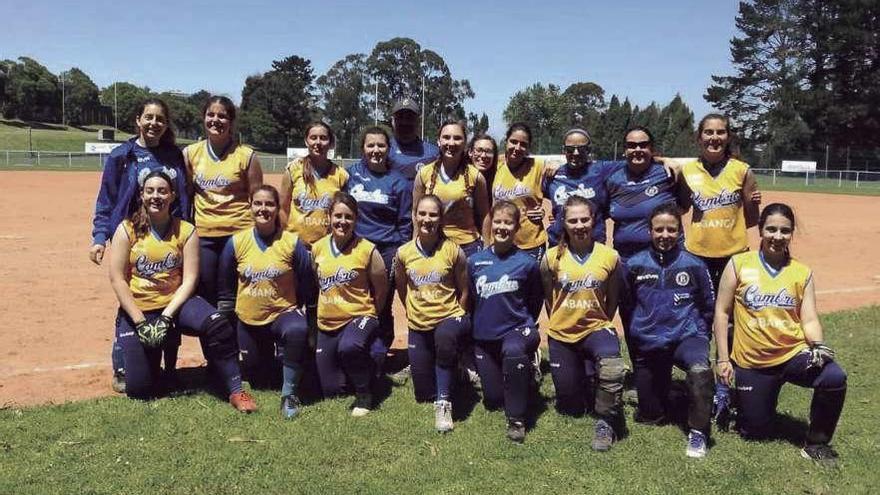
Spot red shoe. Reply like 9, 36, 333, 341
229, 391, 258, 413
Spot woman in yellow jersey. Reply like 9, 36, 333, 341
540, 195, 625, 452
488, 122, 552, 261
714, 203, 846, 465
468, 133, 499, 196
184, 96, 263, 305
414, 121, 490, 258
280, 122, 349, 246
312, 192, 389, 416
217, 185, 316, 419
108, 170, 257, 412
394, 195, 471, 432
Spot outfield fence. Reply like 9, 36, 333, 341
751, 168, 880, 191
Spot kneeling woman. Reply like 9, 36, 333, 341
540, 196, 625, 452
467, 201, 543, 443
715, 203, 847, 465
620, 204, 715, 458
395, 195, 471, 432
108, 171, 257, 411
312, 192, 389, 416
218, 185, 316, 419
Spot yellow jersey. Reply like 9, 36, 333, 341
732, 251, 811, 369
230, 229, 305, 326
546, 242, 618, 343
683, 158, 750, 257
123, 218, 195, 311
186, 140, 255, 238
492, 157, 548, 249
397, 238, 466, 331
285, 157, 349, 246
419, 162, 481, 245
312, 235, 376, 331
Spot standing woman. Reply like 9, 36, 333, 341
467, 201, 543, 443
394, 195, 471, 432
681, 113, 760, 424
280, 122, 349, 247
620, 204, 715, 458
714, 204, 846, 465
108, 170, 257, 411
414, 121, 490, 258
540, 196, 625, 452
488, 123, 550, 261
544, 128, 613, 247
606, 126, 686, 260
184, 95, 263, 305
90, 97, 191, 392
468, 133, 499, 203
346, 126, 413, 373
218, 185, 316, 419
312, 192, 389, 416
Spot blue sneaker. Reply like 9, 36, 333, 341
687, 429, 708, 458
281, 394, 302, 419
712, 392, 731, 432
591, 419, 615, 452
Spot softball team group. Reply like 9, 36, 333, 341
89, 95, 847, 464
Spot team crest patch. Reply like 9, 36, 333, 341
675, 271, 690, 286
645, 185, 658, 197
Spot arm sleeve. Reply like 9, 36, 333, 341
293, 239, 317, 307
525, 262, 544, 322
397, 179, 414, 242
217, 237, 238, 305
91, 153, 124, 245
696, 263, 716, 339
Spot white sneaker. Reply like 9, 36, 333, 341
434, 400, 453, 433
686, 429, 708, 458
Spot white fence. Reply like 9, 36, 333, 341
751, 168, 880, 190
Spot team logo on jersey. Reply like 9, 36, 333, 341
553, 184, 596, 205
645, 185, 659, 197
558, 273, 601, 293
742, 285, 797, 311
135, 253, 181, 277
407, 269, 444, 287
194, 172, 233, 190
318, 267, 359, 291
691, 189, 742, 212
675, 271, 690, 286
475, 275, 519, 298
673, 293, 692, 304
493, 183, 533, 201
348, 184, 390, 204
242, 265, 284, 283
636, 273, 659, 282
297, 192, 333, 212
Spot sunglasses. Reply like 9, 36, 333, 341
564, 145, 591, 155
625, 140, 652, 150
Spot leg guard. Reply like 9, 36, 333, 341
202, 312, 238, 362
686, 364, 715, 434
595, 356, 626, 424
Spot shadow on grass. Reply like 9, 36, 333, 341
1, 120, 68, 131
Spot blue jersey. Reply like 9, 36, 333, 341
606, 162, 680, 259
388, 137, 439, 181
467, 246, 543, 341
543, 160, 619, 246
345, 160, 413, 245
91, 138, 190, 245
620, 245, 715, 351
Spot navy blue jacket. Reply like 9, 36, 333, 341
543, 160, 619, 246
620, 245, 715, 351
91, 138, 190, 245
345, 160, 413, 245
388, 137, 439, 181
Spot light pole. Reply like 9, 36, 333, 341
60, 72, 66, 126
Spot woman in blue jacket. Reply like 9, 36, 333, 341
620, 203, 715, 458
89, 97, 191, 393
345, 126, 413, 373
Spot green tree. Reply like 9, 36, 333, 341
593, 95, 633, 159
59, 68, 100, 126
562, 82, 606, 131
316, 54, 371, 158
100, 82, 150, 133
160, 92, 201, 140
1, 57, 60, 122
503, 83, 570, 154
657, 95, 698, 157
467, 112, 490, 136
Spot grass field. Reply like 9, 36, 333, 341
1, 306, 877, 495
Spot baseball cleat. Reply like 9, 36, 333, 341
111, 370, 126, 394
434, 400, 454, 433
229, 391, 258, 413
686, 429, 708, 458
281, 394, 302, 419
591, 419, 616, 452
801, 444, 839, 467
351, 393, 372, 417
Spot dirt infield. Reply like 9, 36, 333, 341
1, 171, 878, 407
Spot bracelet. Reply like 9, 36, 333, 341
716, 359, 730, 364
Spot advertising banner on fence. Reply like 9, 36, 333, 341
85, 142, 123, 154
781, 160, 817, 172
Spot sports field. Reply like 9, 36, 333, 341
0, 171, 878, 493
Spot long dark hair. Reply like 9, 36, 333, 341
130, 170, 175, 238
427, 121, 472, 197
554, 195, 596, 265
135, 98, 175, 147
299, 121, 336, 193
696, 113, 741, 161
415, 194, 447, 243
201, 95, 237, 147
759, 202, 796, 258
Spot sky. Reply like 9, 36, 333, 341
1, 0, 741, 137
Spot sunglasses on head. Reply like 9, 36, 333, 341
564, 145, 591, 155
625, 140, 652, 150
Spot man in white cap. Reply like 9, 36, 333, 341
388, 97, 439, 182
